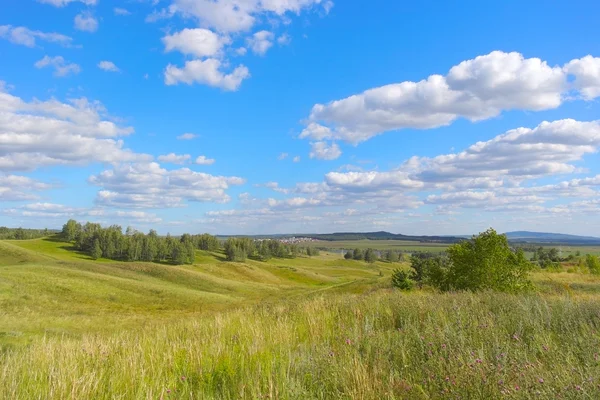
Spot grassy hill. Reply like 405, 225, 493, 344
2, 236, 600, 398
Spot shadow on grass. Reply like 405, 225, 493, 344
41, 236, 95, 261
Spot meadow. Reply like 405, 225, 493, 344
1, 236, 600, 399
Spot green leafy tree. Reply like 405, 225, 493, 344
586, 254, 600, 274
344, 250, 354, 259
364, 248, 377, 263
91, 239, 102, 260
443, 228, 533, 292
385, 250, 399, 263
62, 219, 81, 242
353, 248, 364, 261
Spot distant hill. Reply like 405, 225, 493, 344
302, 231, 463, 243
505, 231, 600, 245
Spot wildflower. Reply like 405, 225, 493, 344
543, 345, 549, 351
167, 389, 171, 394
512, 334, 520, 341
476, 358, 483, 364
345, 339, 352, 345
181, 376, 186, 381
576, 385, 582, 391
498, 380, 504, 385
515, 385, 520, 391
539, 378, 544, 384
445, 376, 450, 382
441, 344, 447, 349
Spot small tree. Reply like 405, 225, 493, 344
353, 248, 364, 261
344, 250, 354, 260
444, 228, 533, 292
91, 239, 102, 260
385, 250, 399, 263
586, 254, 600, 274
364, 248, 377, 263
391, 269, 413, 291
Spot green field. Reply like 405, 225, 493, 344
2, 236, 600, 399
308, 239, 450, 253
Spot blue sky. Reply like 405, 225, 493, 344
1, 0, 600, 235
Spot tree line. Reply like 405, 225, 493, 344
223, 237, 320, 262
0, 227, 53, 240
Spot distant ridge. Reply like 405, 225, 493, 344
504, 231, 600, 245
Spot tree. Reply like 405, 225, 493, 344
391, 269, 413, 291
364, 248, 377, 263
385, 250, 399, 263
443, 228, 533, 292
91, 239, 102, 260
353, 248, 364, 261
586, 254, 600, 274
344, 250, 354, 260
62, 219, 81, 242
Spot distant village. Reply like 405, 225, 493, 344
255, 237, 319, 244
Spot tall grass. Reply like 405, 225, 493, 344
2, 290, 599, 399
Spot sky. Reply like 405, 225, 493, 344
1, 0, 600, 236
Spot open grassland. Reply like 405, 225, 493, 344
2, 237, 600, 399
307, 239, 450, 253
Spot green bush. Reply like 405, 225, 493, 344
391, 269, 413, 290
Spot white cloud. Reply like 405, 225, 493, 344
293, 156, 301, 163
37, 0, 97, 6
177, 133, 198, 140
167, 0, 331, 33
304, 51, 600, 145
114, 7, 132, 16
90, 162, 245, 208
195, 155, 215, 165
309, 141, 342, 160
2, 202, 162, 224
74, 12, 99, 32
0, 175, 53, 201
164, 58, 250, 91
277, 33, 291, 45
0, 25, 73, 48
236, 47, 247, 56
98, 61, 120, 72
247, 30, 273, 55
564, 55, 600, 100
158, 153, 191, 165
34, 56, 81, 77
277, 152, 289, 160
0, 84, 149, 172
162, 28, 231, 58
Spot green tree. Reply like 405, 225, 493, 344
391, 269, 413, 290
443, 228, 533, 292
385, 250, 399, 263
344, 250, 354, 260
364, 248, 377, 263
353, 248, 364, 261
586, 254, 600, 274
91, 239, 102, 260
62, 219, 81, 242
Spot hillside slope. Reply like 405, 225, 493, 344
0, 237, 393, 345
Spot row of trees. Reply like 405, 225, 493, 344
63, 220, 199, 264
0, 227, 52, 240
224, 238, 320, 262
344, 248, 406, 263
393, 229, 533, 292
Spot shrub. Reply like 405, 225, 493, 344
586, 254, 600, 274
391, 269, 413, 290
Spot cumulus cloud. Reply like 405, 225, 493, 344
89, 162, 245, 208
177, 133, 198, 140
162, 28, 231, 58
158, 153, 191, 165
293, 156, 301, 163
0, 25, 73, 48
277, 152, 289, 160
74, 12, 99, 32
309, 141, 342, 160
247, 30, 273, 55
164, 58, 250, 90
195, 155, 215, 165
34, 55, 81, 77
0, 84, 150, 171
2, 202, 162, 224
303, 51, 600, 145
0, 175, 53, 201
98, 61, 120, 72
277, 33, 291, 45
164, 0, 331, 33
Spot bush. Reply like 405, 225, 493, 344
391, 269, 413, 290
440, 228, 532, 292
344, 250, 353, 260
586, 254, 600, 274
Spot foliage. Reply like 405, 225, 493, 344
0, 226, 51, 240
385, 250, 399, 262
364, 248, 377, 263
586, 254, 600, 274
391, 269, 413, 290
434, 229, 533, 292
344, 250, 353, 259
353, 248, 364, 260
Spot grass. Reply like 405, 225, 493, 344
307, 239, 450, 253
2, 236, 600, 398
